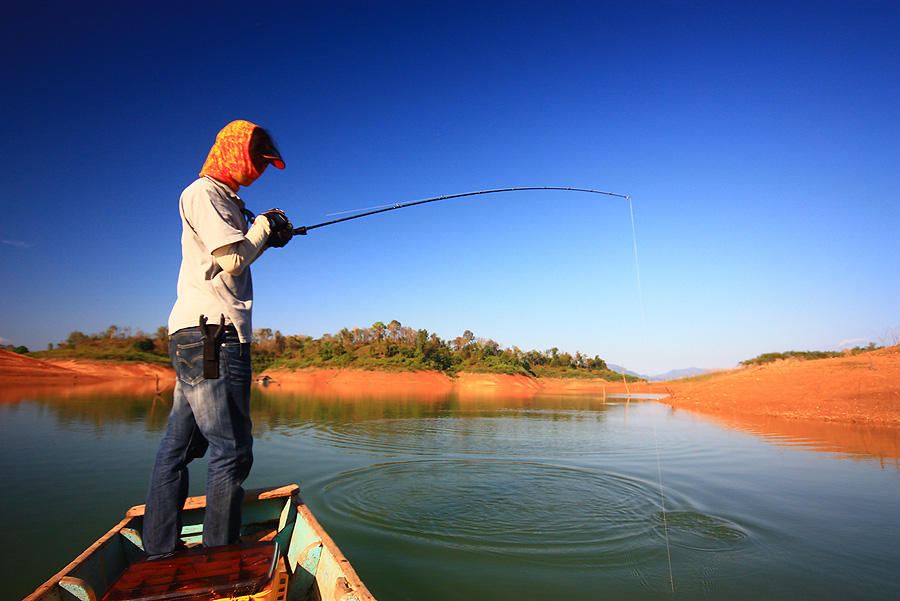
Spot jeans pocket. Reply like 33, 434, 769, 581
174, 340, 205, 386
221, 342, 252, 387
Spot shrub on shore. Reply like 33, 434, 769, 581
26, 321, 640, 381
740, 344, 880, 367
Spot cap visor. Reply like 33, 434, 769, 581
262, 154, 285, 169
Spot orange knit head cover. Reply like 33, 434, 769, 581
199, 120, 264, 191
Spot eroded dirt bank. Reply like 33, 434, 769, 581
0, 349, 176, 402
0, 350, 174, 384
659, 346, 900, 427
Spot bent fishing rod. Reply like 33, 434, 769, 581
292, 187, 630, 235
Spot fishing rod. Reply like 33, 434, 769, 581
292, 187, 630, 235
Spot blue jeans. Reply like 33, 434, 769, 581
144, 327, 253, 554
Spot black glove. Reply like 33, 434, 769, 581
261, 208, 293, 248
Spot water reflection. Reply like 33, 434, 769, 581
7, 379, 897, 466
0, 377, 171, 403
253, 388, 632, 424
681, 410, 900, 467
1, 384, 172, 429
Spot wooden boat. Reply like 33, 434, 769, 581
25, 484, 376, 601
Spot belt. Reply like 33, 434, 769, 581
172, 324, 237, 334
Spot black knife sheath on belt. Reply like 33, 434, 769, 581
199, 314, 226, 379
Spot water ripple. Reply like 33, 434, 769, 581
653, 511, 748, 551
320, 459, 749, 567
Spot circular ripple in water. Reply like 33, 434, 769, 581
652, 510, 748, 552
322, 459, 698, 561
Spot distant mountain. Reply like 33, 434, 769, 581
606, 364, 646, 380
648, 367, 710, 382
608, 364, 710, 382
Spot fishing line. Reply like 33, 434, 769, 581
652, 412, 676, 593
653, 423, 675, 593
629, 197, 647, 345
626, 198, 672, 591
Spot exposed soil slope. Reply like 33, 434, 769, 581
0, 349, 99, 383
661, 345, 900, 426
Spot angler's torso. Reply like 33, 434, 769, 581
168, 177, 254, 343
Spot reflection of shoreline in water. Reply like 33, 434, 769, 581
3, 378, 897, 466
252, 389, 636, 427
255, 369, 664, 400
0, 378, 173, 403
679, 408, 900, 466
0, 384, 174, 430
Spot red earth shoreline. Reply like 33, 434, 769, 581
3, 348, 898, 461
3, 347, 899, 427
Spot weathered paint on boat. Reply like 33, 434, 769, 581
25, 485, 376, 601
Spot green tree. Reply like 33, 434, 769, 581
588, 356, 608, 371
133, 338, 155, 352
66, 331, 88, 347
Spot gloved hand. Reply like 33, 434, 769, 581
261, 208, 293, 248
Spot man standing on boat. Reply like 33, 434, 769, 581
144, 120, 293, 555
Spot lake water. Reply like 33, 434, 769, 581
2, 385, 898, 600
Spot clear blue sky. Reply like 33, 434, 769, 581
1, 1, 897, 375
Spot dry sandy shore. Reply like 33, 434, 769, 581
659, 345, 900, 426
2, 347, 898, 425
3, 347, 898, 460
